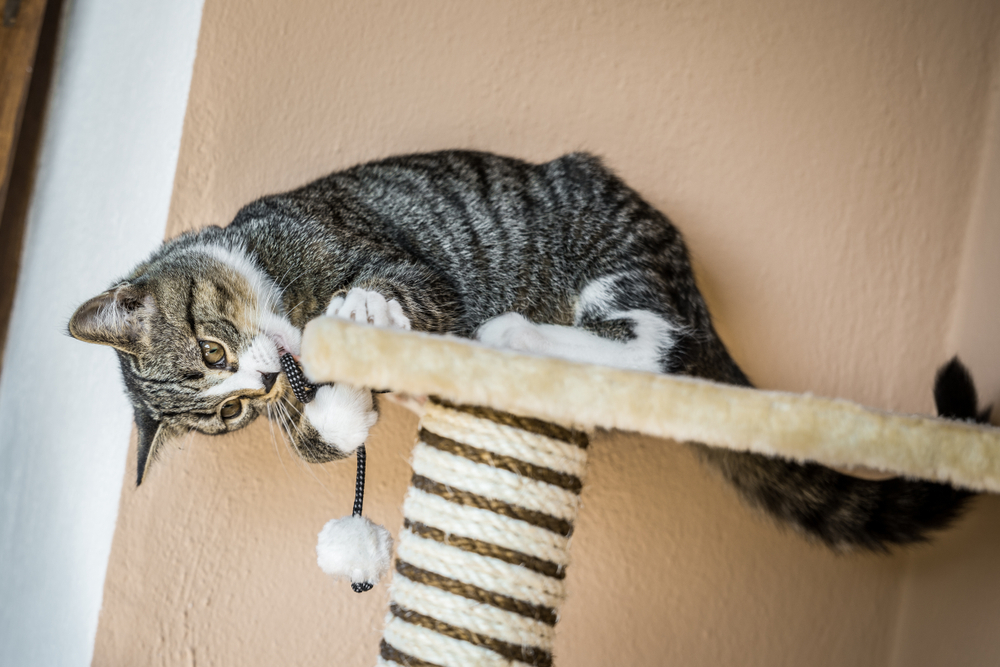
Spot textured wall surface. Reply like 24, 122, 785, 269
91, 1, 1000, 665
890, 53, 1000, 667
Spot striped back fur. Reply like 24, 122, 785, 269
70, 150, 975, 550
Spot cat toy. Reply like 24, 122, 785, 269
279, 353, 392, 593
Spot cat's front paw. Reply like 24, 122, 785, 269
304, 384, 378, 455
475, 312, 550, 354
326, 288, 410, 329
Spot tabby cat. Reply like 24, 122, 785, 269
69, 150, 977, 551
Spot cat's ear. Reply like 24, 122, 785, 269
68, 284, 154, 354
134, 408, 178, 486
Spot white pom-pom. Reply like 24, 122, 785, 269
316, 515, 393, 586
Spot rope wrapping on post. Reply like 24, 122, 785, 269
378, 399, 589, 667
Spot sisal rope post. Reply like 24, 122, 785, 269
378, 399, 589, 667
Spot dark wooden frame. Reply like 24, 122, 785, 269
0, 0, 60, 373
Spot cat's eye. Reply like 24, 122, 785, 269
220, 399, 242, 420
199, 340, 226, 367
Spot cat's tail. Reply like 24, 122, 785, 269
934, 356, 993, 423
696, 357, 986, 551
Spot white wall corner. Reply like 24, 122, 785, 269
944, 33, 1000, 413
890, 30, 1000, 667
0, 1, 205, 665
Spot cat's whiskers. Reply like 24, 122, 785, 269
272, 402, 313, 483
274, 400, 306, 467
280, 400, 310, 446
280, 266, 312, 292
284, 295, 310, 321
273, 400, 323, 476
265, 402, 293, 482
270, 263, 309, 293
263, 266, 312, 325
272, 263, 299, 289
274, 398, 338, 499
282, 398, 304, 418
271, 401, 294, 452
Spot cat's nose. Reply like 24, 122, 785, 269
260, 371, 278, 393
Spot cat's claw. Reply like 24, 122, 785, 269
327, 288, 410, 329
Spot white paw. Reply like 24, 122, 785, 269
305, 384, 378, 455
326, 288, 410, 329
475, 312, 551, 355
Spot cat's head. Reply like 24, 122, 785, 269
69, 240, 309, 485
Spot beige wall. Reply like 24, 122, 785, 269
890, 54, 1000, 667
93, 1, 1000, 665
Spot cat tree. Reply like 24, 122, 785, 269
301, 317, 1000, 667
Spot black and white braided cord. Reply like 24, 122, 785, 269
279, 352, 317, 403
279, 352, 373, 593
350, 444, 373, 593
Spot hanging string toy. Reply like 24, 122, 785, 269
279, 353, 392, 593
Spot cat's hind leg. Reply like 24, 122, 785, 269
475, 273, 681, 373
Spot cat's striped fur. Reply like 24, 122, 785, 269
70, 150, 975, 550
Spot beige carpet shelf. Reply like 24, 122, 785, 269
302, 317, 1000, 493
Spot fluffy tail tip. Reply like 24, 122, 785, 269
934, 357, 991, 423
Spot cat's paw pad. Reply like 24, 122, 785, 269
326, 288, 410, 329
305, 384, 378, 455
475, 312, 550, 354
